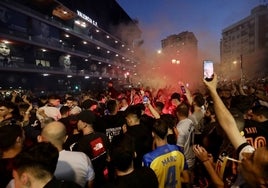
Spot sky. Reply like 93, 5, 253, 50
116, 0, 262, 62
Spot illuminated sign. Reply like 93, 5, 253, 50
77, 10, 98, 27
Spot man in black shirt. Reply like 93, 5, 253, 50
95, 99, 125, 142
106, 134, 158, 188
0, 124, 24, 188
243, 105, 268, 148
124, 105, 153, 168
76, 110, 110, 187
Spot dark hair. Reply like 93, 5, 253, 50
135, 103, 145, 111
81, 99, 98, 110
0, 100, 21, 120
60, 106, 70, 115
251, 105, 268, 118
39, 95, 48, 100
206, 103, 215, 115
66, 97, 74, 101
18, 103, 30, 111
125, 105, 142, 119
12, 142, 59, 176
0, 123, 23, 151
193, 93, 205, 107
170, 92, 181, 101
176, 103, 190, 117
110, 135, 135, 171
161, 114, 177, 129
97, 93, 106, 101
152, 119, 168, 140
230, 95, 254, 114
106, 99, 117, 113
48, 94, 61, 100
229, 108, 245, 131
155, 101, 164, 111
0, 100, 16, 109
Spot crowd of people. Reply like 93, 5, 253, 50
0, 74, 268, 188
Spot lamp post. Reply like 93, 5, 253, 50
171, 59, 180, 64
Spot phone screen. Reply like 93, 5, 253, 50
203, 60, 214, 81
180, 85, 186, 94
143, 96, 149, 104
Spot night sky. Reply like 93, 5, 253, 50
117, 0, 261, 62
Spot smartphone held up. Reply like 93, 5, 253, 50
203, 60, 214, 81
143, 96, 149, 104
180, 85, 186, 94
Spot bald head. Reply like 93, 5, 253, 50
40, 121, 67, 149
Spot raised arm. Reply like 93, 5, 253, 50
145, 100, 160, 119
181, 83, 193, 105
193, 145, 224, 188
203, 74, 246, 149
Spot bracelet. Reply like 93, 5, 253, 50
202, 159, 210, 163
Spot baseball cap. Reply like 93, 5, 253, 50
76, 110, 96, 124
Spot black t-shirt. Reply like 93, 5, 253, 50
76, 132, 109, 161
140, 114, 156, 133
0, 158, 13, 188
202, 121, 223, 159
76, 132, 110, 186
105, 167, 158, 188
58, 116, 75, 136
95, 113, 126, 142
243, 119, 268, 148
125, 124, 153, 168
63, 133, 82, 151
44, 177, 82, 188
23, 119, 42, 147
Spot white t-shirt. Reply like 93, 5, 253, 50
36, 105, 61, 121
176, 118, 195, 168
54, 150, 95, 187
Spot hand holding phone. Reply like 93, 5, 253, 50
203, 60, 214, 81
180, 85, 186, 94
143, 96, 149, 104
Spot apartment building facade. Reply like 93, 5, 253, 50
220, 5, 268, 80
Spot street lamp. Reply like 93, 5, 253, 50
232, 54, 243, 81
171, 59, 180, 64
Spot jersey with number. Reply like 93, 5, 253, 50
242, 120, 268, 148
143, 144, 188, 188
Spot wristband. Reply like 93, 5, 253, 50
236, 142, 250, 156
